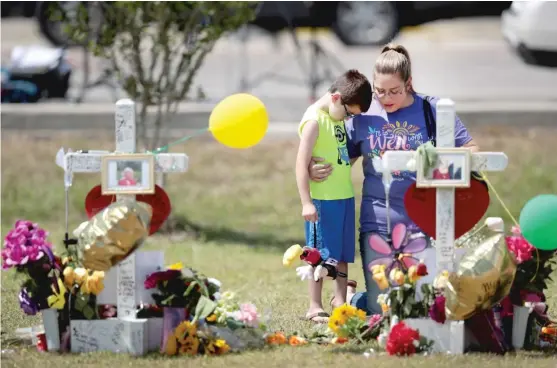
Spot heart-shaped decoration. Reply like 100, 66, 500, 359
404, 179, 490, 239
85, 184, 171, 235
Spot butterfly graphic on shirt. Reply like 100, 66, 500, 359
367, 223, 428, 280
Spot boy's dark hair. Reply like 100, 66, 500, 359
328, 69, 372, 113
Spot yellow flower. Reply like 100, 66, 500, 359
372, 273, 389, 290
328, 314, 345, 334
178, 336, 199, 356
381, 303, 390, 313
332, 304, 357, 320
206, 314, 217, 323
165, 335, 178, 355
83, 271, 105, 295
47, 278, 67, 309
167, 262, 183, 270
433, 270, 450, 289
205, 339, 230, 355
174, 321, 197, 344
408, 265, 420, 283
390, 269, 405, 286
355, 309, 366, 321
61, 256, 72, 266
62, 267, 75, 288
73, 268, 88, 285
371, 264, 386, 275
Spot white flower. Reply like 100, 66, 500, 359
377, 294, 387, 305
413, 339, 420, 347
377, 333, 387, 348
208, 278, 222, 289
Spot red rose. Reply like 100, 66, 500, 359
144, 270, 181, 289
416, 263, 428, 276
386, 322, 420, 356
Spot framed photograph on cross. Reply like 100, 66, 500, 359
101, 154, 155, 195
416, 148, 471, 188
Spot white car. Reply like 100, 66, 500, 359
502, 1, 557, 67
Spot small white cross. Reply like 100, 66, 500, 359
64, 99, 189, 319
383, 99, 508, 273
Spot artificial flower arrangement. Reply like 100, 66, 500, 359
499, 225, 557, 350
162, 284, 273, 356
2, 220, 61, 316
57, 257, 106, 319
2, 220, 106, 320
145, 262, 221, 311
371, 261, 447, 323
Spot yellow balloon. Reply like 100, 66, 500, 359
208, 93, 269, 149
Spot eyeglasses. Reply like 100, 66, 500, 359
373, 85, 405, 98
344, 104, 355, 119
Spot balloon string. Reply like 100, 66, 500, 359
147, 128, 209, 154
479, 172, 519, 227
479, 171, 539, 283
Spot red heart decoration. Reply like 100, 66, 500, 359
404, 179, 490, 239
84, 184, 171, 235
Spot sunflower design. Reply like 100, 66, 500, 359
382, 121, 420, 137
204, 339, 230, 355
178, 336, 200, 356
174, 321, 197, 344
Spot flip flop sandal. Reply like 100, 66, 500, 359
329, 280, 358, 308
303, 311, 330, 323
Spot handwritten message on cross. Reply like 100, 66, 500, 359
64, 99, 189, 319
383, 99, 508, 273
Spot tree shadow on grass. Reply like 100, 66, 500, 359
159, 214, 304, 250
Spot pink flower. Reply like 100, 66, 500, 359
428, 295, 446, 324
2, 221, 51, 270
505, 231, 534, 265
231, 303, 260, 328
368, 314, 383, 328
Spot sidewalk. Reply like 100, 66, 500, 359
2, 98, 557, 133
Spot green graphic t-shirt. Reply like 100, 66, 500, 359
299, 106, 354, 200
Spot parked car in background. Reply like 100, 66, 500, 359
252, 1, 511, 46
501, 1, 557, 67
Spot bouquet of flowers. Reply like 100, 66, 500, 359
328, 304, 383, 343
504, 226, 556, 305
371, 261, 435, 321
145, 262, 220, 311
55, 257, 106, 319
2, 220, 61, 315
163, 286, 271, 355
385, 321, 434, 356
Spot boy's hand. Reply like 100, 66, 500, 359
302, 203, 318, 222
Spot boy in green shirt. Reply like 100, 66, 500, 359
296, 70, 372, 323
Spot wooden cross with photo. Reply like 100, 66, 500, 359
63, 99, 189, 319
383, 99, 509, 273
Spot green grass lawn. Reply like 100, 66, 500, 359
1, 126, 557, 367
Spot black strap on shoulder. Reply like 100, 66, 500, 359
422, 96, 436, 147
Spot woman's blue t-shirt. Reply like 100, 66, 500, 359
346, 94, 472, 235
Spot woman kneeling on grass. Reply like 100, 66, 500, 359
308, 43, 479, 315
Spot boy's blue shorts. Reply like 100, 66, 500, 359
304, 197, 356, 263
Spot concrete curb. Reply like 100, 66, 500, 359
2, 101, 557, 132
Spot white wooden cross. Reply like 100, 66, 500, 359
64, 99, 189, 319
382, 99, 508, 273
